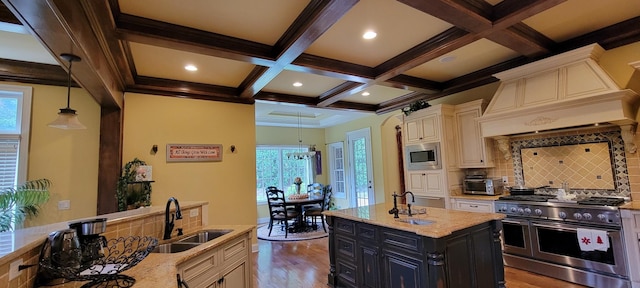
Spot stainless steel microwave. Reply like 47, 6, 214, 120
405, 143, 441, 170
463, 178, 504, 195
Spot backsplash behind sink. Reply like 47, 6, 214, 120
509, 128, 630, 199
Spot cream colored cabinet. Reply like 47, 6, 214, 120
455, 100, 494, 168
451, 198, 495, 213
178, 232, 251, 288
621, 209, 640, 287
404, 113, 440, 144
406, 170, 444, 198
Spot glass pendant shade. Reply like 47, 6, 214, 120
48, 108, 86, 129
48, 53, 86, 130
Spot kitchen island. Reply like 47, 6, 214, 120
324, 203, 505, 288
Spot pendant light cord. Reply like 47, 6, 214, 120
65, 58, 73, 109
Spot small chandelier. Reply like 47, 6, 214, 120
286, 112, 316, 160
48, 53, 86, 130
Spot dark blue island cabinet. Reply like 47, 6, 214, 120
326, 216, 505, 288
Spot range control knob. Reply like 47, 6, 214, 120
573, 213, 583, 220
583, 213, 592, 220
510, 207, 517, 213
598, 214, 607, 222
559, 212, 567, 219
524, 208, 532, 214
534, 209, 543, 216
517, 208, 524, 214
499, 206, 507, 212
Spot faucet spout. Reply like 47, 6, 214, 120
164, 197, 183, 240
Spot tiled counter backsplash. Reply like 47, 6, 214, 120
489, 126, 637, 199
0, 203, 205, 288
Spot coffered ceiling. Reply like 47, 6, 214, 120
1, 0, 639, 127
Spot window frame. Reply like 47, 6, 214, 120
0, 84, 32, 188
256, 145, 313, 204
328, 141, 346, 199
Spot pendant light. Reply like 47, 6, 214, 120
286, 112, 316, 160
48, 53, 86, 130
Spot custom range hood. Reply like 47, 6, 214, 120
478, 44, 640, 156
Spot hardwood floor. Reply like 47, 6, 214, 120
252, 237, 587, 288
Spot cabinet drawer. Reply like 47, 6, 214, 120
382, 230, 422, 253
179, 249, 219, 282
221, 236, 248, 264
336, 235, 356, 258
336, 259, 357, 287
335, 218, 356, 236
455, 200, 493, 213
358, 223, 377, 242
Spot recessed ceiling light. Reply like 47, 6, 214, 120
361, 91, 370, 96
293, 82, 303, 87
438, 56, 456, 63
185, 64, 198, 71
362, 31, 377, 40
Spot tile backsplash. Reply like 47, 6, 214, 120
489, 126, 632, 199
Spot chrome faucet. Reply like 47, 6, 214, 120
164, 197, 183, 240
389, 191, 415, 218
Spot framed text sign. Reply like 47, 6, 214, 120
166, 144, 223, 162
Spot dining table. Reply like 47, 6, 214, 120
286, 193, 324, 233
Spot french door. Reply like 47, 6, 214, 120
347, 128, 374, 208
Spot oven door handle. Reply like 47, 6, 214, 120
531, 222, 614, 234
502, 219, 529, 225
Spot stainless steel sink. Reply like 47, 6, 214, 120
177, 229, 233, 244
151, 242, 201, 253
395, 218, 433, 225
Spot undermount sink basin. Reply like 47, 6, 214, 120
151, 242, 201, 253
396, 218, 433, 226
178, 229, 233, 244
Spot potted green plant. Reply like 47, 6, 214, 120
116, 158, 152, 211
0, 178, 51, 232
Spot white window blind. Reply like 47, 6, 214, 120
0, 137, 18, 190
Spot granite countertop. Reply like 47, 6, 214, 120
43, 224, 255, 288
323, 203, 504, 238
620, 201, 640, 210
0, 201, 208, 266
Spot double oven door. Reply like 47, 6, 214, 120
502, 217, 628, 277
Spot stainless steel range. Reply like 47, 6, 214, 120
495, 195, 630, 288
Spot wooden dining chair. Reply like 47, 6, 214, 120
304, 183, 324, 210
304, 185, 332, 232
265, 188, 299, 238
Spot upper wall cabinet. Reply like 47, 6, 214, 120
404, 113, 440, 144
455, 100, 494, 168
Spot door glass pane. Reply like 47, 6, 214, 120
537, 227, 615, 265
353, 138, 369, 207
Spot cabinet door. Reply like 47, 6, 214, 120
455, 106, 494, 168
406, 170, 444, 197
383, 252, 424, 288
359, 245, 381, 287
218, 258, 248, 288
405, 114, 439, 144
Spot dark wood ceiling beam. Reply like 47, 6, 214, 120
290, 53, 374, 83
130, 76, 253, 104
492, 0, 567, 28
0, 58, 72, 87
3, 0, 123, 109
0, 2, 19, 24
557, 16, 640, 51
114, 14, 276, 67
397, 0, 493, 32
237, 0, 358, 98
384, 75, 442, 94
318, 82, 368, 106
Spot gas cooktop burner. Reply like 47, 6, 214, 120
576, 197, 625, 206
498, 195, 557, 202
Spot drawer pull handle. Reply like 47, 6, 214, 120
470, 205, 478, 208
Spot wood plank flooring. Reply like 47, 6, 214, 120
252, 237, 587, 288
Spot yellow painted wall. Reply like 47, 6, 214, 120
255, 126, 326, 220
122, 93, 257, 229
324, 113, 402, 209
3, 82, 102, 227
599, 42, 640, 89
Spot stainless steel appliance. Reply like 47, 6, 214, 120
463, 176, 503, 195
405, 142, 441, 170
495, 195, 630, 288
69, 218, 108, 265
36, 228, 83, 285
